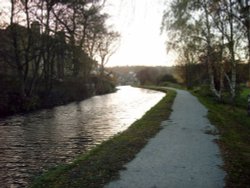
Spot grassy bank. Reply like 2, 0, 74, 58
236, 87, 250, 108
193, 90, 250, 188
30, 88, 176, 188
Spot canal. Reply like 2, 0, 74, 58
0, 86, 165, 187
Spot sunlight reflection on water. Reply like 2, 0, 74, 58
0, 86, 165, 187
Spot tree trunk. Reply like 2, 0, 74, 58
229, 0, 237, 102
10, 0, 26, 98
248, 29, 250, 83
246, 0, 250, 82
204, 1, 221, 99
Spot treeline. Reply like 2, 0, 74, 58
108, 66, 175, 85
108, 66, 173, 76
0, 0, 119, 116
162, 0, 250, 102
135, 67, 176, 85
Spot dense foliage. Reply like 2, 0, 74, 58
0, 0, 119, 116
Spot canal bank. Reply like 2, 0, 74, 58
0, 86, 167, 187
106, 88, 225, 188
0, 77, 116, 118
30, 88, 176, 188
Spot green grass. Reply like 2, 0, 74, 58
193, 91, 250, 188
136, 82, 186, 91
241, 87, 250, 98
30, 88, 176, 188
158, 81, 186, 90
236, 87, 250, 108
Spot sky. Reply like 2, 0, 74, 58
0, 0, 177, 67
103, 0, 177, 67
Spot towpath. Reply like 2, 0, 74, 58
105, 88, 226, 188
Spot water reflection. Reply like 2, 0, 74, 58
0, 86, 165, 187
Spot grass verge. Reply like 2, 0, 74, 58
158, 81, 186, 90
30, 88, 176, 188
193, 92, 250, 188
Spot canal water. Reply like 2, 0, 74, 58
0, 86, 165, 187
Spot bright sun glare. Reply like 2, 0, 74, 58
103, 0, 177, 67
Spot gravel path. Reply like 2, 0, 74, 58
105, 89, 226, 188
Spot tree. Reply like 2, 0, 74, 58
162, 0, 244, 102
52, 0, 108, 77
162, 0, 205, 89
96, 30, 120, 76
209, 0, 243, 101
136, 67, 159, 85
233, 0, 250, 81
8, 0, 44, 97
1, 0, 118, 102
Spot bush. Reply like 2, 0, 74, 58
21, 95, 41, 111
192, 85, 213, 97
158, 73, 177, 84
0, 75, 116, 117
94, 77, 116, 95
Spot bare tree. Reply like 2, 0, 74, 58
96, 30, 120, 76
